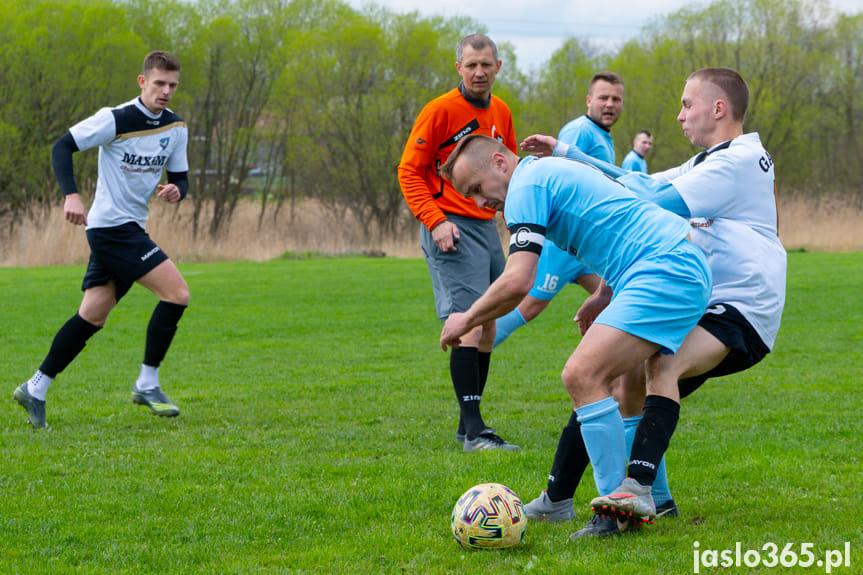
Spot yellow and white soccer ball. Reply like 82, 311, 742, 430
451, 482, 527, 549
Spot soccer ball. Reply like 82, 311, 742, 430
451, 482, 527, 549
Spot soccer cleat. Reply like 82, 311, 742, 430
13, 384, 48, 428
590, 477, 657, 524
524, 490, 575, 522
569, 513, 621, 540
456, 426, 496, 444
656, 498, 680, 518
462, 431, 520, 452
131, 387, 180, 417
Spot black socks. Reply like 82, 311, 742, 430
547, 410, 590, 501
477, 350, 491, 396
39, 313, 101, 377
38, 301, 186, 379
451, 346, 486, 439
628, 394, 680, 486
143, 301, 187, 367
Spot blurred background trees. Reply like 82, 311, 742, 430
1, 0, 860, 236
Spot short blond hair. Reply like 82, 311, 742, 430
439, 134, 506, 188
688, 67, 749, 122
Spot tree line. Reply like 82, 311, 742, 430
1, 0, 860, 238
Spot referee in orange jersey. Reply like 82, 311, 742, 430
398, 34, 519, 452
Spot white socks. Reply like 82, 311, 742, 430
134, 365, 160, 391
27, 366, 161, 399
27, 370, 53, 401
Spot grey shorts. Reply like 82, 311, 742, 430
420, 213, 505, 320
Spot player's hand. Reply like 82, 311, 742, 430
432, 220, 460, 252
574, 284, 612, 335
440, 312, 469, 350
63, 193, 87, 226
520, 134, 558, 158
157, 183, 181, 203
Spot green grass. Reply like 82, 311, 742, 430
1, 253, 861, 574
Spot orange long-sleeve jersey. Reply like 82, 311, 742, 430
398, 87, 517, 231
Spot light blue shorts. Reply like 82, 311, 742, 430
528, 240, 594, 301
595, 240, 711, 354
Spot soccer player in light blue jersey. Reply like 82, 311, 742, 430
521, 67, 786, 534
557, 72, 622, 161
621, 130, 653, 173
438, 134, 711, 538
512, 74, 670, 537
494, 72, 623, 348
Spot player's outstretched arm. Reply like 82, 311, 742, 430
519, 134, 557, 157
522, 134, 631, 180
555, 142, 629, 179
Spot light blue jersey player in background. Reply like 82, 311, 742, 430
494, 72, 624, 348
621, 130, 653, 173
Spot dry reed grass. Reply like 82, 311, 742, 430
0, 199, 424, 267
1, 194, 860, 268
777, 194, 863, 252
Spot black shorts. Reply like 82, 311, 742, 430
83, 222, 169, 300
678, 303, 770, 399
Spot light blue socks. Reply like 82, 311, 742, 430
576, 396, 627, 496
493, 308, 527, 348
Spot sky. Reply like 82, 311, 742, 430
346, 0, 863, 72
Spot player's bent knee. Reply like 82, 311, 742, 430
174, 283, 191, 306
646, 351, 674, 374
561, 362, 595, 399
479, 321, 496, 346
645, 355, 681, 396
157, 279, 189, 306
162, 273, 190, 306
79, 312, 110, 328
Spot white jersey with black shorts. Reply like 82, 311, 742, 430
69, 97, 189, 298
652, 133, 786, 393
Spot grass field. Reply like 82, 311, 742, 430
1, 253, 861, 574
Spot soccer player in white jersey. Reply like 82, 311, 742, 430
522, 67, 786, 533
438, 133, 711, 539
13, 51, 191, 428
